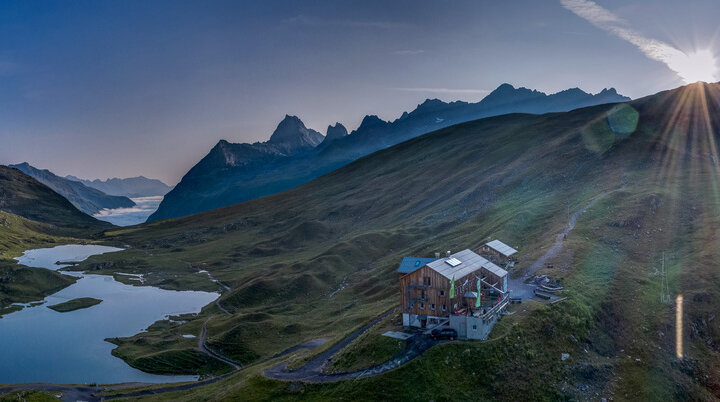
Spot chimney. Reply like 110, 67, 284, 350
435, 252, 440, 259
446, 250, 451, 258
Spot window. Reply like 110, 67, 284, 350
441, 304, 447, 311
419, 303, 425, 309
430, 303, 435, 310
472, 324, 477, 331
423, 277, 431, 286
439, 290, 445, 297
421, 290, 427, 299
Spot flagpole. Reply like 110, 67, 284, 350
449, 275, 455, 315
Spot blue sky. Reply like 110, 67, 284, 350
1, 0, 718, 184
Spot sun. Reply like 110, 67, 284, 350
669, 49, 719, 84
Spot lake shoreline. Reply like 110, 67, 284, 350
2, 244, 219, 385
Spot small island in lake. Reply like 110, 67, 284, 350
48, 297, 103, 312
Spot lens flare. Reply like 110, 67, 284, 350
668, 49, 718, 84
676, 294, 683, 359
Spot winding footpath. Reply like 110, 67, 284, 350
523, 193, 610, 278
264, 308, 410, 382
198, 318, 242, 370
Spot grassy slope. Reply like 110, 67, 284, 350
326, 310, 406, 373
0, 211, 80, 315
0, 210, 70, 259
0, 390, 58, 401
106, 318, 234, 377
105, 83, 720, 400
0, 165, 111, 235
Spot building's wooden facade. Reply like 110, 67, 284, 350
399, 266, 484, 327
398, 249, 511, 329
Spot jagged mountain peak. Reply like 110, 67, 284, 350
324, 123, 348, 143
558, 87, 588, 94
269, 115, 312, 143
358, 115, 388, 130
482, 83, 546, 103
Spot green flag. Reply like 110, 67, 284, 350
449, 276, 455, 299
475, 278, 482, 308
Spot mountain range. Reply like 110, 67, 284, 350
148, 83, 630, 221
65, 175, 173, 198
0, 165, 110, 231
9, 163, 136, 216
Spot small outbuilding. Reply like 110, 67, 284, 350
478, 239, 518, 264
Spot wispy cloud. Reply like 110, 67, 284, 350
560, 0, 712, 83
392, 87, 490, 95
283, 15, 409, 29
393, 49, 425, 56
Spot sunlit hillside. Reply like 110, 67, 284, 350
78, 82, 720, 400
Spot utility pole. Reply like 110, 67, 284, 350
660, 252, 670, 304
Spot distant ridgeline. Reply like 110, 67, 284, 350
149, 83, 630, 221
9, 163, 135, 216
0, 165, 111, 231
64, 175, 173, 198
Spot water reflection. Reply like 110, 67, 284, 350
1, 245, 218, 384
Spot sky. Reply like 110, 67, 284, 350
1, 0, 719, 184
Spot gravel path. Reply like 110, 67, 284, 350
263, 308, 440, 383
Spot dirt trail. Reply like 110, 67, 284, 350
523, 192, 610, 278
263, 308, 439, 383
198, 318, 242, 370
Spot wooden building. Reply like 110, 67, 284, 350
398, 249, 508, 328
477, 239, 518, 264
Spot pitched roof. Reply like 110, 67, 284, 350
397, 256, 436, 274
486, 239, 518, 257
426, 249, 481, 279
481, 259, 508, 278
425, 249, 509, 280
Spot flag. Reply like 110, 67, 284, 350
475, 278, 482, 308
449, 276, 455, 299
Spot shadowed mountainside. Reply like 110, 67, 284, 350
96, 82, 720, 399
148, 84, 629, 221
0, 165, 112, 232
10, 163, 135, 215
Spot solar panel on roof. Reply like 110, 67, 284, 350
445, 257, 462, 267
